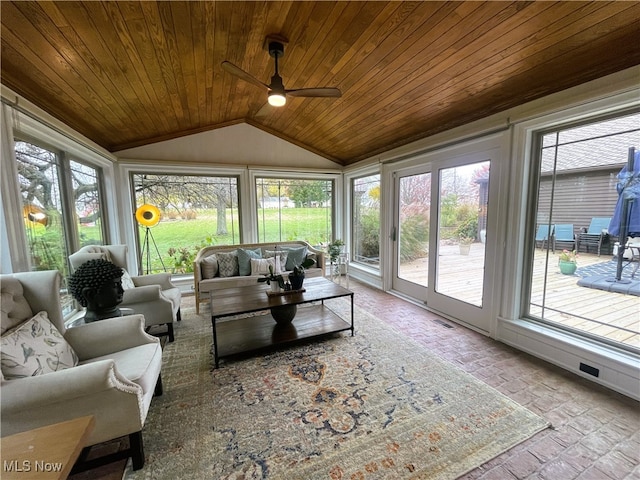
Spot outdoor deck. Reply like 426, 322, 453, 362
398, 243, 640, 349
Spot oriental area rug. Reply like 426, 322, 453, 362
125, 299, 549, 480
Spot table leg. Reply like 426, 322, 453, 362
350, 293, 354, 336
211, 316, 219, 368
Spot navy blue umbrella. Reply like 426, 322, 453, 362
608, 147, 640, 281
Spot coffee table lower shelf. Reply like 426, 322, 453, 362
213, 304, 351, 367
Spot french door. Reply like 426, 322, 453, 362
390, 142, 502, 334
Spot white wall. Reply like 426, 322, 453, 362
114, 123, 340, 170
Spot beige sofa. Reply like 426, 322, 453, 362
193, 241, 325, 314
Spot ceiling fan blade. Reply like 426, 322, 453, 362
221, 61, 268, 90
286, 87, 342, 98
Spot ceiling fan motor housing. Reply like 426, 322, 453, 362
268, 41, 285, 59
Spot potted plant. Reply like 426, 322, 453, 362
257, 264, 286, 292
327, 239, 345, 276
288, 257, 315, 290
558, 249, 578, 275
458, 235, 473, 255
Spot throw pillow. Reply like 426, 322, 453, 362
281, 246, 308, 271
250, 257, 276, 276
264, 250, 288, 274
217, 251, 239, 277
237, 248, 262, 276
120, 269, 136, 290
201, 254, 218, 279
1, 311, 79, 379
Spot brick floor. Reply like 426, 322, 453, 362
347, 279, 640, 480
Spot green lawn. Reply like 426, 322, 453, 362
126, 207, 331, 273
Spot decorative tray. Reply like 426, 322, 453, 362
266, 288, 306, 297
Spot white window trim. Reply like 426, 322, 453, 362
497, 89, 640, 400
247, 169, 342, 245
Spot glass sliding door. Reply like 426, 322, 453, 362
390, 137, 503, 333
435, 162, 489, 307
393, 171, 432, 300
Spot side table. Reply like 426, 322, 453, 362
1, 415, 95, 480
330, 252, 349, 288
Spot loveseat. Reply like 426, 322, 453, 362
193, 241, 325, 314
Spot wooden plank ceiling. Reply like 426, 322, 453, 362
2, 1, 639, 166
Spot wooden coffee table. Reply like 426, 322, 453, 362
210, 276, 354, 368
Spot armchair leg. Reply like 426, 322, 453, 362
129, 431, 145, 471
177, 308, 182, 321
154, 374, 163, 396
168, 322, 175, 342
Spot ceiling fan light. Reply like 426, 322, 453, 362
268, 92, 286, 107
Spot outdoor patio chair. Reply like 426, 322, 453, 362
535, 224, 553, 250
552, 224, 575, 253
577, 217, 612, 256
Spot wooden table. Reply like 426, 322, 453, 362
210, 276, 354, 367
1, 416, 95, 480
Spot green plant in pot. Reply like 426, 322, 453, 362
257, 264, 286, 291
288, 257, 315, 290
327, 239, 345, 264
327, 239, 345, 277
558, 249, 578, 275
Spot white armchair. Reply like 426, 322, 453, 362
68, 244, 181, 342
0, 270, 163, 471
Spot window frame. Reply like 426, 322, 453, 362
247, 169, 342, 246
350, 172, 381, 270
520, 109, 640, 353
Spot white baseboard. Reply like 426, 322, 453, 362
497, 317, 640, 400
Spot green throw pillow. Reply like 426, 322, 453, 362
237, 248, 262, 276
281, 246, 308, 271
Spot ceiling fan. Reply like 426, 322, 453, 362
221, 35, 342, 112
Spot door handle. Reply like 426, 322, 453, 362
390, 226, 396, 242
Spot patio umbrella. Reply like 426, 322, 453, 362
608, 147, 640, 281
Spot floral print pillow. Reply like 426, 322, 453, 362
1, 311, 79, 379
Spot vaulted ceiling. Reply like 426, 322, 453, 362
2, 1, 639, 166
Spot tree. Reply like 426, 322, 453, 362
288, 180, 330, 207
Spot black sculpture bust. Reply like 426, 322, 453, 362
68, 258, 125, 322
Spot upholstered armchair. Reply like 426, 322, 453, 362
69, 244, 181, 342
0, 270, 163, 471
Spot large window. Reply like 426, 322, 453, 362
15, 139, 106, 315
352, 174, 380, 268
255, 177, 333, 247
131, 174, 240, 274
527, 111, 640, 351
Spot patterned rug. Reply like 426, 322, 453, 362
575, 259, 636, 279
575, 260, 640, 296
125, 300, 549, 480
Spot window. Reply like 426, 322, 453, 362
352, 174, 380, 267
131, 174, 240, 274
15, 139, 106, 315
527, 111, 640, 351
255, 177, 333, 247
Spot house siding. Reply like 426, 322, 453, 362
537, 168, 621, 235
